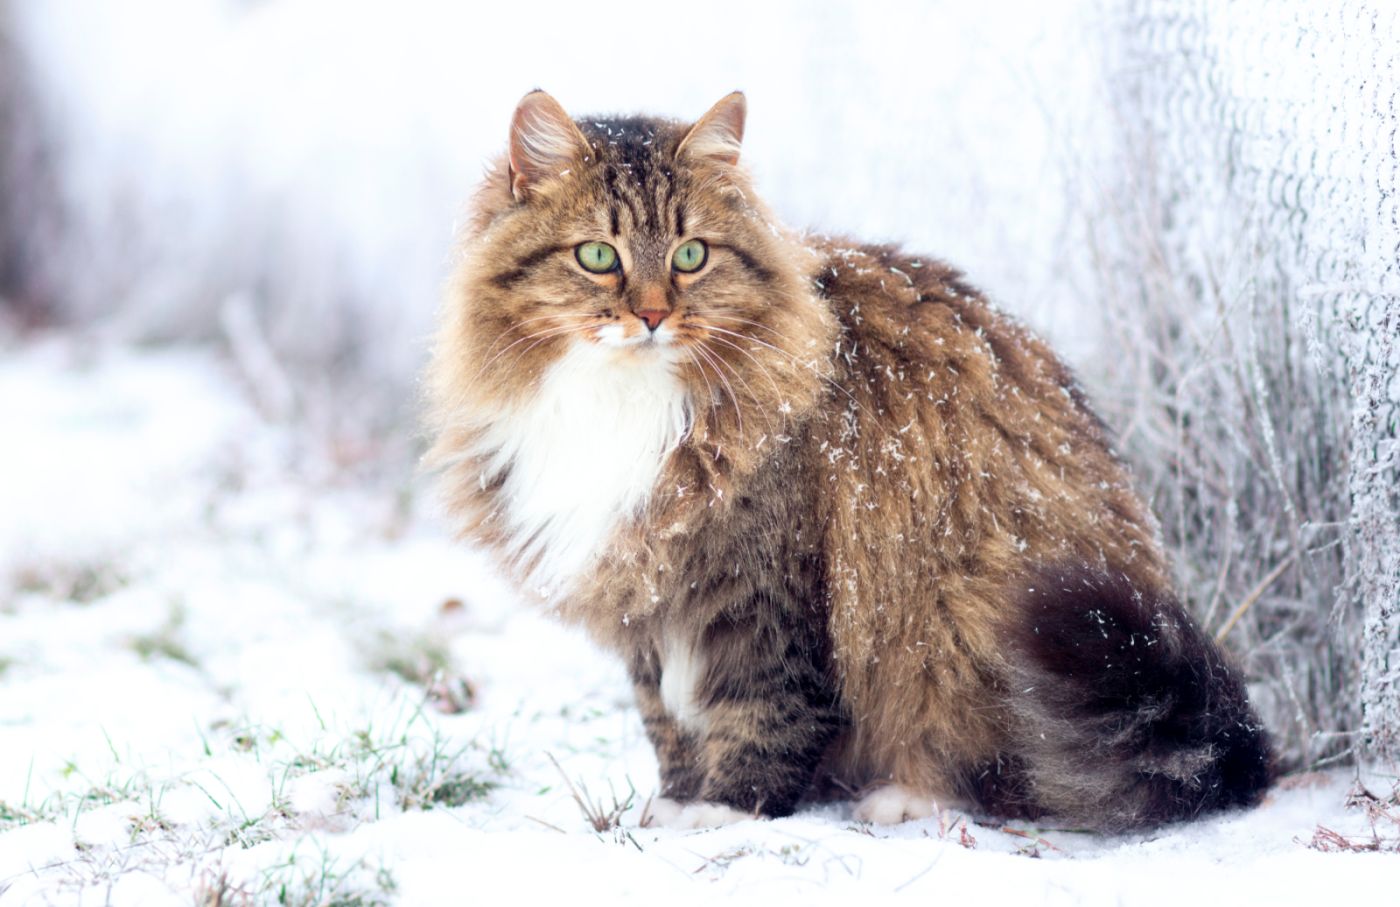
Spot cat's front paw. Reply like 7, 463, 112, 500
642, 796, 755, 829
853, 785, 939, 824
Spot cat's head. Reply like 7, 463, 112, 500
436, 91, 833, 436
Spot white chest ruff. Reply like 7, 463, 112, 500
475, 342, 691, 598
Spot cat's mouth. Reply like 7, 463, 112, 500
593, 321, 680, 352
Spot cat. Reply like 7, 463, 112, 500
424, 90, 1273, 831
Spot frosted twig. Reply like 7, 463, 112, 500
220, 293, 296, 420
1214, 552, 1299, 644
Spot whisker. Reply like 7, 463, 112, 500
704, 333, 786, 405
696, 338, 765, 416
495, 324, 599, 380
682, 347, 720, 413
702, 312, 787, 340
690, 341, 745, 440
471, 324, 577, 384
476, 310, 598, 367
701, 324, 891, 440
472, 322, 596, 384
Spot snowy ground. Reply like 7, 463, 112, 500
2, 338, 1399, 906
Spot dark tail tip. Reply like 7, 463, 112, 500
996, 564, 1274, 831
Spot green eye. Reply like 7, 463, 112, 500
576, 241, 618, 273
672, 239, 708, 273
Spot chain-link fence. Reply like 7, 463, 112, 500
1088, 0, 1399, 766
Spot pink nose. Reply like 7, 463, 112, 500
636, 309, 669, 331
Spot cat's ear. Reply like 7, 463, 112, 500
508, 90, 591, 202
677, 91, 746, 166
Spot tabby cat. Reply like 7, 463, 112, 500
424, 91, 1273, 830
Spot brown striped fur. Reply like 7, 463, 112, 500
424, 91, 1272, 829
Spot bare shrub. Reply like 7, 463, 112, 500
1079, 1, 1400, 768
0, 0, 16, 305
0, 0, 64, 327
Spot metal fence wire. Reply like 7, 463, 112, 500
1098, 0, 1399, 764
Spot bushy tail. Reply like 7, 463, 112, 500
985, 565, 1274, 831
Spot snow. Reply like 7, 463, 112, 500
4, 0, 1400, 901
2, 339, 1398, 905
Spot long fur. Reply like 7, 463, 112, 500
470, 341, 690, 596
989, 566, 1274, 830
424, 92, 1275, 830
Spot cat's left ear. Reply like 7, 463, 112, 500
677, 91, 746, 166
508, 90, 592, 202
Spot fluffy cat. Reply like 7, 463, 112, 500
424, 90, 1273, 831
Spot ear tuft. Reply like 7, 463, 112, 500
508, 90, 590, 201
677, 92, 746, 166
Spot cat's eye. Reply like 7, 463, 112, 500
576, 241, 619, 273
672, 239, 708, 273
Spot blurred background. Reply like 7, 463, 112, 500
0, 0, 1109, 430
2, 0, 1397, 771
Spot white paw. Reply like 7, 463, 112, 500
642, 796, 754, 829
853, 785, 939, 824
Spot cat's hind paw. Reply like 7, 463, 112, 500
853, 785, 939, 824
641, 797, 754, 829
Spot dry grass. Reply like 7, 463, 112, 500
195, 871, 254, 907
1086, 242, 1357, 769
1303, 780, 1400, 853
1075, 54, 1363, 769
545, 753, 641, 848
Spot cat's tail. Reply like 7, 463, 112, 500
983, 564, 1274, 831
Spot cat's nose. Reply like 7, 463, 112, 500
636, 309, 669, 332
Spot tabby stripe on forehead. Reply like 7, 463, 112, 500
603, 165, 639, 226
641, 168, 670, 233
660, 168, 677, 214
711, 242, 775, 283
491, 243, 566, 289
619, 190, 642, 228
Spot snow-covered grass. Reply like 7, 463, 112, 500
3, 338, 1399, 905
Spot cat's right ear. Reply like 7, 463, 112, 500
508, 90, 591, 202
677, 92, 746, 166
